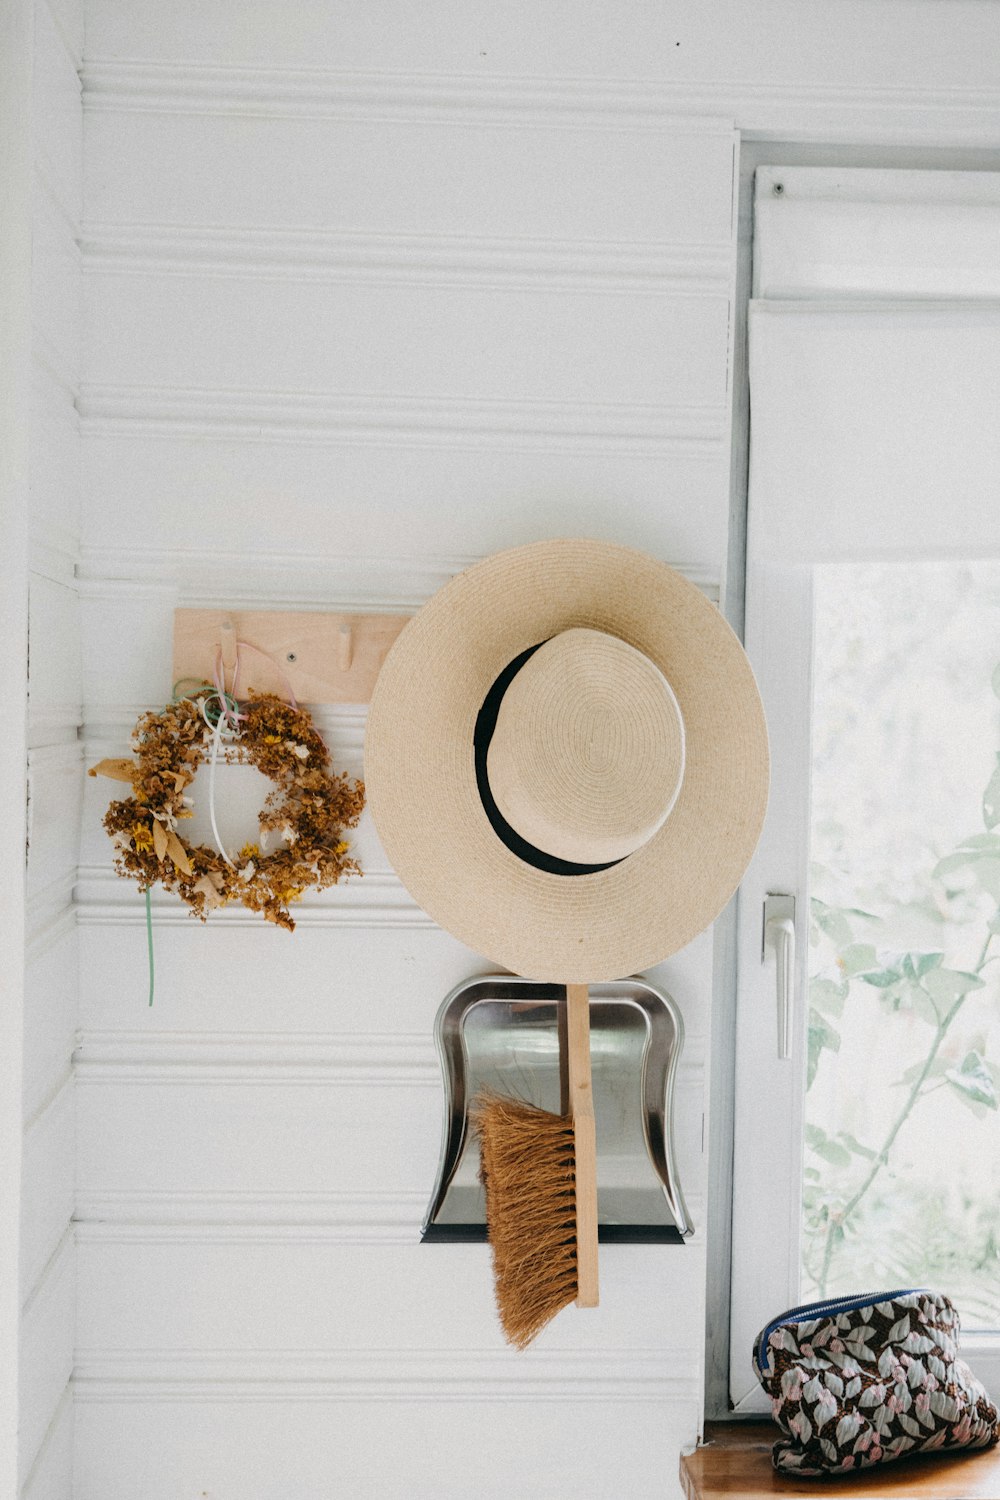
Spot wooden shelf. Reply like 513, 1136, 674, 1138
680, 1422, 1000, 1499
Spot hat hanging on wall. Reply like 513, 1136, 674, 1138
365, 537, 770, 983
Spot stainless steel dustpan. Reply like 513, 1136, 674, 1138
422, 974, 693, 1244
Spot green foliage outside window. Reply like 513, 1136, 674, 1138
803, 663, 1000, 1324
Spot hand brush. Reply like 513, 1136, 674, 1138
470, 982, 598, 1349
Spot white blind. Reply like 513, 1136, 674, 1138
754, 166, 1000, 299
749, 167, 1000, 565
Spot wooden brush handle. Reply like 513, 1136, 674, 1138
566, 982, 599, 1309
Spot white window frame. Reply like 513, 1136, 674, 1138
725, 160, 1000, 1415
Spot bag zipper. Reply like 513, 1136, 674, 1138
754, 1289, 926, 1377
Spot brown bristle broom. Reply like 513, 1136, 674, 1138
471, 982, 598, 1349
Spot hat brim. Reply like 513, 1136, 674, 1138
365, 538, 769, 982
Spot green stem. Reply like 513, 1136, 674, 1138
145, 886, 155, 1007
816, 930, 994, 1294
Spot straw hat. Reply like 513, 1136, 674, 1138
365, 538, 769, 983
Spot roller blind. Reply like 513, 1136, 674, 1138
753, 165, 1000, 300
749, 166, 1000, 565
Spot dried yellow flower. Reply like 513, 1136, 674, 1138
99, 692, 365, 931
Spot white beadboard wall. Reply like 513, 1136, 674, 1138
71, 3, 1000, 1497
23, 0, 83, 1495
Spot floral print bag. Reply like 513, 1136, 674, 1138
753, 1290, 1000, 1476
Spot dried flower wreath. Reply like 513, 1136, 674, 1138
90, 690, 364, 931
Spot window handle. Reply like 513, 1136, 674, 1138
763, 894, 796, 1060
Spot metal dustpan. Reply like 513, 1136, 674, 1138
422, 974, 693, 1244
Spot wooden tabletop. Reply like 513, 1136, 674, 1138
680, 1423, 1000, 1499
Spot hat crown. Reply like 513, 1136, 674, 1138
485, 627, 685, 866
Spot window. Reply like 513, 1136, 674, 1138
729, 165, 1000, 1413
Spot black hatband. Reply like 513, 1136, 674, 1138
472, 642, 624, 878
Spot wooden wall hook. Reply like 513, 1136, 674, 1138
337, 623, 354, 673
173, 608, 410, 706
219, 615, 238, 682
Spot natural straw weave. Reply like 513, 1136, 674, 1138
365, 538, 769, 983
487, 628, 685, 865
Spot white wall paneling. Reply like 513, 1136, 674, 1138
72, 1393, 692, 1500
78, 551, 482, 607
80, 52, 1000, 147
39, 0, 81, 69
73, 920, 713, 1045
73, 1048, 704, 1212
77, 920, 493, 1035
79, 386, 727, 453
1, 0, 36, 1473
19, 0, 85, 1487
75, 1239, 704, 1354
78, 469, 728, 587
81, 224, 734, 294
26, 874, 78, 956
74, 1346, 695, 1404
19, 1229, 74, 1493
79, 0, 1000, 99
75, 1075, 445, 1206
20, 1381, 73, 1500
26, 743, 85, 901
30, 182, 82, 393
21, 914, 76, 1490
84, 99, 736, 240
21, 1081, 75, 1305
74, 866, 427, 928
75, 1190, 430, 1242
75, 924, 503, 1034
29, 363, 81, 571
28, 576, 82, 748
81, 92, 739, 613
23, 922, 78, 1127
83, 279, 729, 414
72, 1235, 707, 1498
32, 0, 81, 226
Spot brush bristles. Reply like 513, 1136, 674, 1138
471, 1091, 578, 1350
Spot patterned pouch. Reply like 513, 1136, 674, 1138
752, 1290, 1000, 1476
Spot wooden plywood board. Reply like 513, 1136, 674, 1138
680, 1423, 1000, 1499
172, 608, 410, 706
